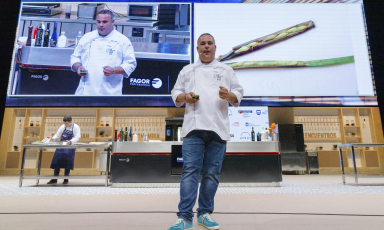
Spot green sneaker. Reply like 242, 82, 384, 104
198, 213, 219, 229
167, 218, 193, 230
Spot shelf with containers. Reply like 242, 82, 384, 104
294, 107, 384, 174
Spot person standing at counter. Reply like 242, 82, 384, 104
47, 116, 81, 185
169, 33, 244, 230
70, 10, 137, 95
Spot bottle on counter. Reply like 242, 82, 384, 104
143, 130, 148, 142
42, 23, 50, 47
129, 126, 133, 141
76, 31, 82, 47
124, 127, 128, 142
50, 22, 58, 47
34, 22, 44, 47
33, 25, 38, 39
261, 127, 265, 141
114, 129, 117, 142
119, 127, 124, 142
257, 131, 261, 141
65, 4, 71, 19
57, 31, 67, 48
132, 133, 138, 142
26, 25, 33, 46
265, 128, 269, 141
251, 127, 255, 141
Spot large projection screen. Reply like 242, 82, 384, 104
5, 0, 376, 107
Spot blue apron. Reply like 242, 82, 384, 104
50, 123, 76, 170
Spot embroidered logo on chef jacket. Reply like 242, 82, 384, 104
213, 66, 225, 81
79, 49, 87, 55
213, 73, 222, 81
106, 48, 115, 55
185, 78, 191, 83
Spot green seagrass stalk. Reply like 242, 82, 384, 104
218, 20, 315, 62
226, 56, 354, 69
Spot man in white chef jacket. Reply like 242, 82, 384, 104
168, 34, 244, 230
70, 10, 137, 95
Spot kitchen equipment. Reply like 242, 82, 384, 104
77, 3, 105, 20
307, 150, 319, 174
165, 117, 183, 141
127, 4, 159, 21
21, 3, 61, 16
277, 124, 306, 173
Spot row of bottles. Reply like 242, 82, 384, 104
251, 127, 271, 142
114, 118, 164, 133
26, 22, 82, 48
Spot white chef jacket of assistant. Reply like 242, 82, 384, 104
52, 123, 81, 145
70, 29, 137, 95
171, 59, 244, 141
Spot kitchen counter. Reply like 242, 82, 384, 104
110, 141, 282, 185
19, 43, 190, 69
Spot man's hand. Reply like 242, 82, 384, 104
73, 63, 87, 77
103, 66, 115, 76
185, 92, 199, 104
219, 86, 229, 100
65, 140, 71, 145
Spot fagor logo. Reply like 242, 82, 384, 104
262, 110, 268, 115
177, 157, 183, 163
118, 158, 130, 162
130, 78, 151, 87
152, 78, 162, 89
256, 110, 261, 115
230, 134, 235, 138
31, 75, 49, 81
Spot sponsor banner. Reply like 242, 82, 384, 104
229, 106, 269, 141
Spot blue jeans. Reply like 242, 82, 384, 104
177, 130, 227, 222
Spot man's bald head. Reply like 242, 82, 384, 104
197, 33, 215, 45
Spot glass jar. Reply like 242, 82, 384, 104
30, 121, 34, 126
36, 121, 40, 127
351, 120, 355, 126
100, 120, 104, 126
106, 121, 109, 126
345, 120, 349, 126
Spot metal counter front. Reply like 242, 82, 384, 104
110, 141, 282, 184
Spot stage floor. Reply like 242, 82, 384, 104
1, 175, 383, 230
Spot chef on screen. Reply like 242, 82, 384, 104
47, 115, 81, 185
70, 9, 137, 96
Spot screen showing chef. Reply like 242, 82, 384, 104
8, 2, 191, 96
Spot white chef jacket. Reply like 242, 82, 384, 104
52, 123, 81, 145
70, 29, 137, 95
171, 58, 244, 141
